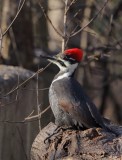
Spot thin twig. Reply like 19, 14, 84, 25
0, 62, 51, 98
36, 65, 41, 130
67, 8, 82, 28
71, 0, 109, 37
2, 0, 26, 37
18, 0, 23, 10
38, 0, 63, 38
66, 28, 96, 47
25, 105, 50, 121
0, 98, 20, 107
70, 25, 79, 35
66, 0, 77, 14
26, 110, 35, 118
0, 105, 50, 123
15, 73, 20, 101
62, 0, 68, 52
0, 27, 2, 56
9, 27, 22, 66
21, 87, 49, 91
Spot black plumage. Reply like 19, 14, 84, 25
49, 75, 107, 130
41, 48, 111, 132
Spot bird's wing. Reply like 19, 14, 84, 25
54, 77, 106, 129
70, 78, 106, 128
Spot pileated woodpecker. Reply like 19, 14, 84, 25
41, 48, 110, 131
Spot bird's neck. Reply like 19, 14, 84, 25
53, 63, 78, 83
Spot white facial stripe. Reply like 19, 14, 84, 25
53, 63, 78, 83
58, 57, 70, 67
48, 59, 65, 70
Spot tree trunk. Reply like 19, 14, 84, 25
12, 0, 34, 68
1, 0, 11, 60
0, 65, 52, 160
31, 122, 122, 160
47, 0, 64, 51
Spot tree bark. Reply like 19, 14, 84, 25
0, 65, 52, 160
1, 0, 11, 60
12, 0, 34, 68
31, 122, 122, 160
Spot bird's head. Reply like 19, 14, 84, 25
40, 48, 83, 71
63, 48, 83, 64
40, 48, 83, 79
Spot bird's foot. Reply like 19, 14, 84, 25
44, 126, 72, 144
44, 126, 62, 144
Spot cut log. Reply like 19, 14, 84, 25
31, 122, 122, 160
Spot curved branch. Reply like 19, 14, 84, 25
71, 0, 109, 37
0, 27, 2, 55
2, 0, 26, 37
38, 1, 63, 38
0, 63, 51, 98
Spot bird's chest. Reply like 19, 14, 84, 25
49, 78, 77, 113
49, 82, 64, 107
49, 79, 70, 101
49, 80, 75, 126
49, 83, 62, 115
49, 78, 69, 111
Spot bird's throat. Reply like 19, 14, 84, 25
52, 63, 78, 83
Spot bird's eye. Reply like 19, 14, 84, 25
63, 55, 70, 60
63, 55, 76, 64
57, 60, 66, 67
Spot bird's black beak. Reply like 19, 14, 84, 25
40, 54, 57, 61
40, 54, 58, 64
40, 54, 66, 68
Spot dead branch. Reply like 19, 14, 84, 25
71, 0, 109, 37
25, 105, 50, 121
9, 27, 22, 66
21, 87, 49, 91
36, 65, 41, 130
62, 0, 68, 52
2, 0, 26, 37
0, 27, 2, 56
80, 0, 94, 52
0, 63, 51, 98
0, 105, 50, 124
38, 0, 63, 38
66, 0, 77, 14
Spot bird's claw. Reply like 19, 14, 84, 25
44, 126, 66, 144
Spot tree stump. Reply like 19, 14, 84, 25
31, 122, 122, 160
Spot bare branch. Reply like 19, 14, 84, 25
25, 105, 50, 121
67, 8, 82, 28
18, 0, 23, 10
66, 0, 77, 14
0, 27, 2, 56
21, 87, 49, 91
26, 110, 35, 118
36, 65, 41, 130
62, 0, 68, 52
0, 106, 50, 123
0, 98, 21, 107
0, 62, 51, 98
38, 1, 63, 38
71, 0, 109, 37
2, 0, 26, 37
9, 28, 22, 66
